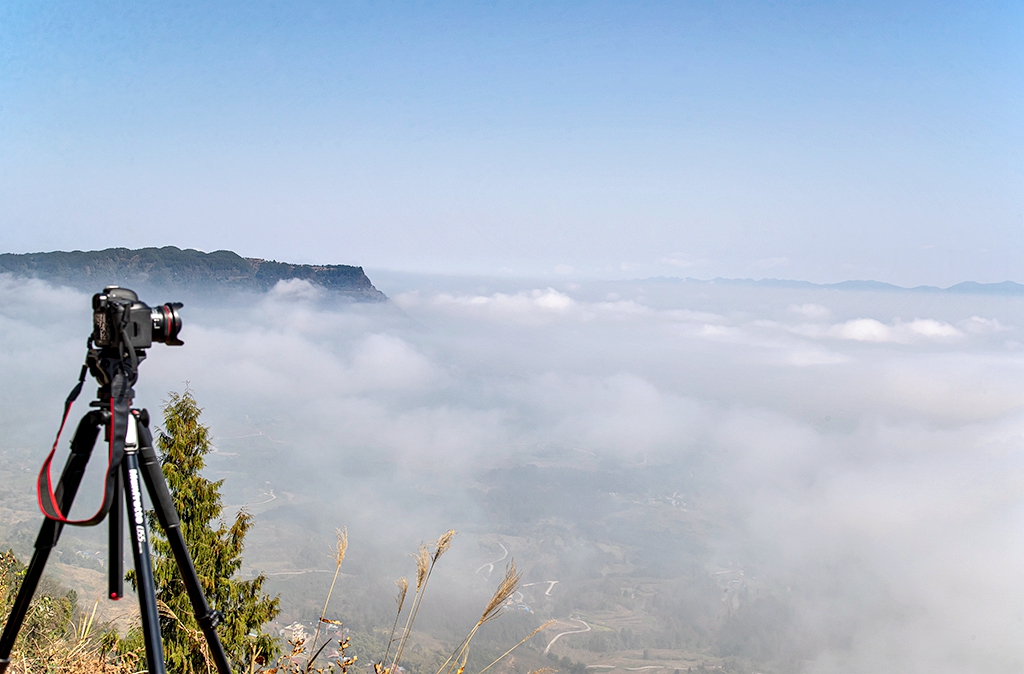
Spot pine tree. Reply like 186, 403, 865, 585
132, 389, 280, 672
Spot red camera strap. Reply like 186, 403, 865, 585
36, 366, 127, 526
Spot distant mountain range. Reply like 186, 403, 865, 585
0, 247, 386, 300
4, 248, 1014, 300
644, 276, 1024, 295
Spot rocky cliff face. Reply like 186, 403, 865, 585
0, 247, 387, 300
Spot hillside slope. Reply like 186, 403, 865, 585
0, 247, 387, 300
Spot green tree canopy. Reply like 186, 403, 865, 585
134, 389, 280, 672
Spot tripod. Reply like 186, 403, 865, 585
0, 351, 233, 673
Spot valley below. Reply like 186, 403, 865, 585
3, 268, 1024, 673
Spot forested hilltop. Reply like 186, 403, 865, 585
0, 246, 386, 300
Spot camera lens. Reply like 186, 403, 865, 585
151, 302, 184, 345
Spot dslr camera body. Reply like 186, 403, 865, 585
92, 286, 184, 350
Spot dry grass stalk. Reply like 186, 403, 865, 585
479, 561, 522, 625
5, 600, 136, 674
415, 544, 430, 591
306, 527, 349, 672
395, 577, 409, 614
255, 528, 546, 674
261, 626, 356, 674
6, 644, 134, 674
158, 598, 215, 671
475, 620, 556, 674
435, 560, 522, 674
385, 547, 427, 674
74, 601, 100, 643
380, 577, 409, 669
433, 529, 456, 562
387, 530, 458, 674
338, 529, 350, 563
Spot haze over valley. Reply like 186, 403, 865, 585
2, 265, 1023, 672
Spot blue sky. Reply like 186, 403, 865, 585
1, 1, 1021, 285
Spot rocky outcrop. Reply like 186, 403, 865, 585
0, 247, 387, 300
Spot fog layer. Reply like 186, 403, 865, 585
2, 273, 1023, 672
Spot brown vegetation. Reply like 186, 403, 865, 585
0, 531, 550, 674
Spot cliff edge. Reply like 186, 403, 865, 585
0, 247, 387, 300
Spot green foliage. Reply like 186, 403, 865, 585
547, 653, 589, 674
0, 549, 20, 615
132, 389, 280, 672
0, 550, 76, 648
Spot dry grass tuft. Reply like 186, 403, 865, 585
394, 577, 409, 614
414, 544, 430, 591
479, 562, 522, 625
435, 560, 538, 674
7, 529, 540, 674
334, 528, 349, 567
158, 598, 216, 671
432, 529, 456, 562
3, 600, 138, 674
259, 624, 356, 674
385, 530, 459, 674
476, 620, 557, 674
380, 577, 410, 668
306, 527, 349, 672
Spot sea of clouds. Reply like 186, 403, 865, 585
2, 272, 1024, 672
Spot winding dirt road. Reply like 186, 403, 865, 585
543, 618, 591, 654
475, 542, 509, 577
523, 580, 560, 595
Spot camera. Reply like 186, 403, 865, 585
92, 286, 184, 349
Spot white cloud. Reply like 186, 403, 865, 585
792, 317, 964, 344
398, 288, 738, 330
958, 316, 1006, 335
349, 333, 437, 392
268, 278, 324, 301
400, 288, 578, 323
904, 318, 962, 339
789, 303, 831, 319
532, 288, 574, 310
831, 318, 896, 342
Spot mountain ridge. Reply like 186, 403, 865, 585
0, 246, 387, 300
640, 276, 1024, 295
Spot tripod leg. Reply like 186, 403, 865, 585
108, 470, 123, 600
135, 413, 233, 674
0, 412, 103, 673
122, 449, 167, 674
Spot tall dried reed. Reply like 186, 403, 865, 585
386, 530, 457, 674
380, 577, 409, 668
434, 561, 523, 674
475, 620, 556, 674
306, 527, 348, 672
258, 529, 550, 674
4, 600, 137, 674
